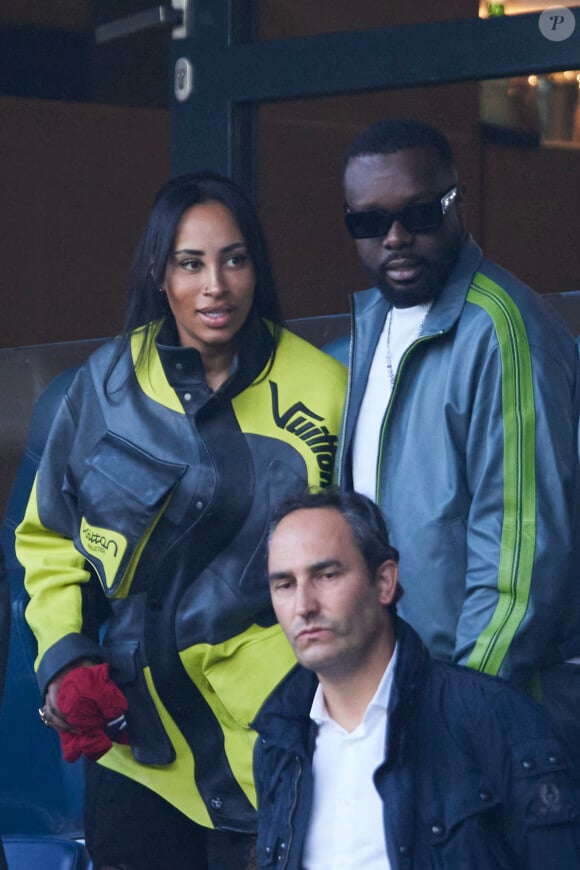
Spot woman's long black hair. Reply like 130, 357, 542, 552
105, 171, 283, 393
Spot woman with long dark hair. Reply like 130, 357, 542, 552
16, 172, 346, 869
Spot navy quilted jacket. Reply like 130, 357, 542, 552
253, 619, 580, 869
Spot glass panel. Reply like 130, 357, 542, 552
0, 339, 102, 520
480, 66, 580, 294
257, 80, 580, 322
0, 2, 169, 350
258, 0, 475, 40
481, 71, 580, 145
0, 97, 168, 348
0, 1, 169, 108
257, 83, 482, 318
479, 0, 580, 159
479, 1, 580, 15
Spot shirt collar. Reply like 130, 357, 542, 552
309, 644, 398, 728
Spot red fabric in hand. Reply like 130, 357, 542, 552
59, 728, 112, 763
57, 663, 129, 763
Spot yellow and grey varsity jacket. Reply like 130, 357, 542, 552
16, 316, 346, 832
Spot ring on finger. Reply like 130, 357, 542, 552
38, 706, 51, 727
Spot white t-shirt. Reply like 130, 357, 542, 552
302, 648, 398, 870
352, 303, 431, 499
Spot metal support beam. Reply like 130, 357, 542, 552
170, 8, 580, 177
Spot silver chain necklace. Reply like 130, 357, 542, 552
385, 306, 429, 387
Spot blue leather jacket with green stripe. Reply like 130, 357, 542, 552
333, 236, 580, 687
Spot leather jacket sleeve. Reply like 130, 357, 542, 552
16, 374, 104, 695
455, 285, 580, 684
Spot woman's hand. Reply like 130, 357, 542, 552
40, 659, 96, 732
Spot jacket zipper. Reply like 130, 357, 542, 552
334, 303, 356, 486
280, 755, 302, 870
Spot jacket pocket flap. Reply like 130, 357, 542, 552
104, 640, 175, 765
511, 737, 577, 827
422, 784, 500, 843
203, 627, 296, 727
106, 640, 139, 684
72, 435, 187, 595
85, 432, 187, 508
511, 736, 569, 777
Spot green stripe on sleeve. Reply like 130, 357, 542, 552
465, 273, 536, 675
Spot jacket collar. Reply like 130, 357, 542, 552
147, 312, 275, 404
383, 619, 430, 766
253, 618, 430, 757
340, 237, 485, 461
252, 665, 319, 758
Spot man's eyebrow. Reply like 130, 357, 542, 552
311, 558, 342, 573
268, 558, 342, 582
268, 570, 293, 583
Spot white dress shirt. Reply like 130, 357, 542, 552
302, 647, 398, 870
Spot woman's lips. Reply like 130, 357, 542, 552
198, 306, 234, 327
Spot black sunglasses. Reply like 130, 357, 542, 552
344, 186, 458, 239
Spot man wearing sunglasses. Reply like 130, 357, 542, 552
332, 118, 580, 768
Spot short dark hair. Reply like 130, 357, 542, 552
269, 489, 401, 598
343, 118, 455, 175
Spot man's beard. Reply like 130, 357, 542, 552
375, 236, 462, 309
377, 273, 440, 309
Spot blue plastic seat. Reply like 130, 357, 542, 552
0, 368, 90, 868
2, 835, 90, 870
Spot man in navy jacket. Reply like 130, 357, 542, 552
253, 490, 580, 869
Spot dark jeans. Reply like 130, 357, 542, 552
84, 761, 255, 869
